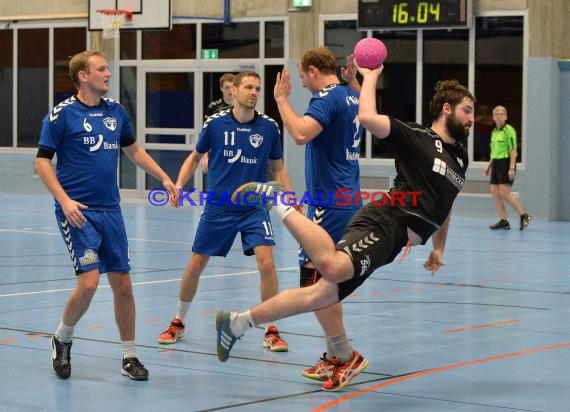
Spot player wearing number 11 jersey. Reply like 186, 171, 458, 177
158, 71, 294, 353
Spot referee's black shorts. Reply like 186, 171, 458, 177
490, 158, 514, 185
335, 203, 408, 301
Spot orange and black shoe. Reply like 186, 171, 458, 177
321, 351, 368, 392
262, 325, 289, 352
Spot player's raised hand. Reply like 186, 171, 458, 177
274, 66, 292, 101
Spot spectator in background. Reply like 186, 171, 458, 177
201, 73, 235, 174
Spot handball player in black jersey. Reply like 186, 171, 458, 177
215, 64, 475, 390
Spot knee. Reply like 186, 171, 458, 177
185, 255, 209, 278
498, 186, 511, 198
256, 256, 275, 276
110, 276, 134, 300
77, 276, 99, 300
314, 252, 354, 283
315, 259, 343, 282
309, 279, 340, 308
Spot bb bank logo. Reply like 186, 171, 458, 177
83, 135, 119, 152
82, 118, 120, 152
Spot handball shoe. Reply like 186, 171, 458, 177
158, 318, 185, 344
302, 353, 335, 381
216, 310, 241, 362
231, 181, 284, 210
489, 219, 510, 230
321, 351, 368, 392
262, 325, 289, 352
520, 213, 532, 230
122, 357, 149, 381
51, 335, 72, 379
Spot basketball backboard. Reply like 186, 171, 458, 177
88, 0, 172, 31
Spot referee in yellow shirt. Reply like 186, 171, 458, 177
483, 105, 531, 230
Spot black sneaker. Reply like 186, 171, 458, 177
520, 213, 532, 230
122, 357, 149, 381
51, 335, 72, 379
489, 219, 510, 230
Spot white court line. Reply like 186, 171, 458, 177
0, 229, 59, 236
0, 229, 193, 246
0, 266, 298, 299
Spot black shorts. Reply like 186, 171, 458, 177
490, 158, 514, 185
335, 203, 409, 301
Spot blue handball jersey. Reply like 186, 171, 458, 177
196, 109, 283, 210
304, 84, 362, 209
38, 95, 134, 210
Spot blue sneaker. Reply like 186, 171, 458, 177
231, 181, 284, 210
216, 310, 241, 362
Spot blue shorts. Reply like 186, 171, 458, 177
192, 207, 275, 257
298, 205, 359, 266
55, 209, 130, 275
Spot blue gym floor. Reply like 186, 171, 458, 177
1, 192, 570, 411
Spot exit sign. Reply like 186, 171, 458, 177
292, 0, 312, 7
201, 49, 219, 59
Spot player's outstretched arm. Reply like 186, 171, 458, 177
356, 65, 391, 139
423, 212, 451, 275
123, 142, 178, 205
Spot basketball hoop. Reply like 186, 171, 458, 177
96, 9, 133, 39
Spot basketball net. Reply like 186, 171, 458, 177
96, 9, 133, 39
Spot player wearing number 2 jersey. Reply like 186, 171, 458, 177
272, 47, 366, 389
158, 71, 294, 353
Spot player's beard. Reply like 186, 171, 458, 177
446, 113, 470, 143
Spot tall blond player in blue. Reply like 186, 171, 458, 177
36, 51, 178, 381
157, 71, 294, 352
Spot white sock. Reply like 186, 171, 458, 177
230, 310, 255, 337
122, 340, 136, 359
329, 335, 353, 363
273, 202, 296, 222
175, 299, 191, 322
55, 320, 74, 343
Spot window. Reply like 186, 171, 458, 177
202, 22, 260, 59
474, 16, 523, 162
145, 72, 195, 129
422, 29, 468, 125
0, 30, 13, 147
371, 30, 418, 159
143, 24, 196, 59
53, 27, 86, 104
120, 66, 137, 189
324, 20, 363, 64
265, 21, 284, 58
120, 30, 137, 60
18, 29, 49, 148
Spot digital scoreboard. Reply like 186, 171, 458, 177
358, 0, 471, 30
